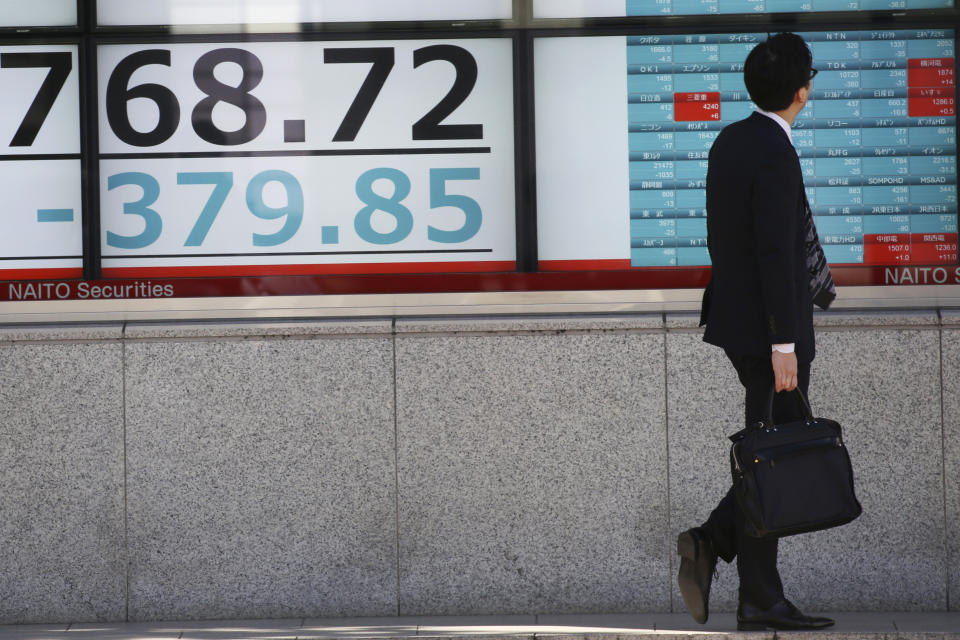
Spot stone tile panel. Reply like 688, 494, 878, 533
124, 335, 397, 621
0, 343, 125, 623
942, 329, 960, 612
396, 332, 668, 615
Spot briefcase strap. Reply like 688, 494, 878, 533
729, 388, 817, 443
763, 387, 814, 426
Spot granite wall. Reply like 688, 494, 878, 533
0, 310, 955, 623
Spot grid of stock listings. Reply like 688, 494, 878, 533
626, 0, 952, 14
627, 29, 959, 268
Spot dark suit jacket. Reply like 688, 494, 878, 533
699, 111, 815, 363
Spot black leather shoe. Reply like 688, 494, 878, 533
677, 527, 717, 624
737, 599, 835, 631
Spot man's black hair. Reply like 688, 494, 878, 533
744, 32, 813, 112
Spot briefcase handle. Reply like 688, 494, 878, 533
729, 388, 817, 442
762, 387, 815, 426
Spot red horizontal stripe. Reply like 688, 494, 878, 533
101, 260, 517, 279
539, 259, 633, 271
0, 266, 955, 300
0, 268, 83, 281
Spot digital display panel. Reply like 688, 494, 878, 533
0, 2, 77, 28
96, 0, 513, 27
536, 30, 959, 274
96, 39, 516, 278
0, 44, 82, 279
627, 0, 953, 15
534, 0, 952, 18
629, 29, 956, 268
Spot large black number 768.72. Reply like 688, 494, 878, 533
105, 45, 483, 147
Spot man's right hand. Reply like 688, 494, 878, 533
772, 350, 798, 392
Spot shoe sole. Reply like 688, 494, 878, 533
737, 622, 836, 631
677, 531, 708, 624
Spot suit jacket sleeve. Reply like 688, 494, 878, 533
750, 145, 802, 345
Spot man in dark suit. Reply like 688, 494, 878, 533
676, 33, 835, 631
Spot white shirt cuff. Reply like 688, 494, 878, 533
772, 343, 795, 354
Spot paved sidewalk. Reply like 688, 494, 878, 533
0, 613, 957, 640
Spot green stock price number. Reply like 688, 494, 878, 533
104, 168, 483, 249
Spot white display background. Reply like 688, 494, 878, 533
98, 40, 512, 154
0, 44, 82, 273
535, 36, 630, 264
100, 155, 514, 268
0, 2, 77, 28
0, 160, 82, 266
98, 39, 516, 271
533, 0, 625, 19
97, 0, 512, 27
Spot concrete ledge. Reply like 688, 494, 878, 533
123, 319, 393, 339
942, 310, 960, 326
396, 314, 663, 334
665, 310, 942, 331
0, 323, 123, 342
812, 310, 940, 327
664, 313, 701, 329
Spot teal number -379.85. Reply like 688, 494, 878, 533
105, 167, 483, 250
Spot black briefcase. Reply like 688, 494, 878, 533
729, 389, 862, 538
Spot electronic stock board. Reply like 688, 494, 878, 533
623, 30, 958, 269
95, 39, 516, 278
2, 1, 960, 305
535, 0, 952, 17
536, 24, 960, 286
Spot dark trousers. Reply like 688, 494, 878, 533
701, 350, 811, 608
